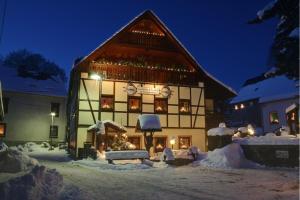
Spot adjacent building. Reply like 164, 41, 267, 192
67, 10, 236, 157
0, 65, 67, 145
230, 74, 299, 133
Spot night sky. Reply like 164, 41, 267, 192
0, 0, 277, 91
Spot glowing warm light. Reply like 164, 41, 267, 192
170, 138, 175, 145
156, 106, 162, 111
240, 104, 245, 109
234, 105, 239, 110
90, 73, 101, 80
50, 112, 56, 117
128, 143, 136, 150
156, 143, 163, 149
102, 104, 111, 109
180, 107, 187, 112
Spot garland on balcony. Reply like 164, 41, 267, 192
93, 57, 195, 72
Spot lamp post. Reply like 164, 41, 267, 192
49, 112, 56, 150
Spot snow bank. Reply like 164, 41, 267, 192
0, 146, 39, 173
235, 134, 299, 145
194, 143, 257, 169
161, 148, 175, 161
0, 142, 8, 153
73, 158, 152, 170
0, 166, 63, 200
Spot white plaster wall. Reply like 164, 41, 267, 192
3, 91, 66, 143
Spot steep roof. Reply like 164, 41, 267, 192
75, 10, 236, 97
0, 65, 67, 97
231, 75, 299, 104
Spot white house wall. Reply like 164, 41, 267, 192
3, 91, 66, 144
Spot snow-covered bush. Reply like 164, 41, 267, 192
0, 148, 39, 173
41, 142, 50, 148
0, 141, 8, 153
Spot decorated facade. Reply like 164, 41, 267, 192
67, 10, 235, 157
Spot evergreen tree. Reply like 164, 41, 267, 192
248, 0, 299, 78
3, 49, 67, 82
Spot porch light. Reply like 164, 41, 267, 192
90, 73, 102, 80
170, 137, 175, 149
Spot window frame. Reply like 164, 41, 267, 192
178, 136, 191, 149
179, 99, 191, 114
100, 95, 114, 112
127, 136, 141, 150
154, 97, 168, 114
3, 97, 9, 114
0, 123, 6, 137
269, 111, 280, 124
154, 136, 167, 153
128, 96, 142, 113
50, 102, 60, 118
49, 125, 58, 138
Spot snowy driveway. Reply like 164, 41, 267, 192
39, 159, 299, 200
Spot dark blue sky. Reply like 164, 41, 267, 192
0, 0, 277, 91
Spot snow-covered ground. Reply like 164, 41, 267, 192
0, 142, 299, 200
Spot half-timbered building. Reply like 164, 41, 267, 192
67, 10, 236, 157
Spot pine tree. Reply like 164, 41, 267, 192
248, 0, 299, 78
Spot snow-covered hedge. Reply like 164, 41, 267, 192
207, 123, 235, 136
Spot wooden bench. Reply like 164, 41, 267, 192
105, 150, 149, 164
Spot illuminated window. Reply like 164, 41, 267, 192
154, 137, 167, 153
0, 123, 6, 137
234, 105, 239, 110
51, 103, 60, 117
291, 112, 296, 121
154, 98, 167, 113
269, 112, 279, 124
178, 136, 191, 149
128, 96, 141, 112
179, 99, 190, 114
128, 136, 140, 149
49, 125, 58, 138
101, 95, 114, 111
240, 104, 245, 109
205, 99, 214, 113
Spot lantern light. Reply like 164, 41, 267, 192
90, 73, 102, 81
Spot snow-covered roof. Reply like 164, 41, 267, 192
0, 65, 67, 97
87, 120, 127, 135
76, 10, 236, 96
285, 103, 298, 114
136, 114, 162, 132
231, 75, 299, 104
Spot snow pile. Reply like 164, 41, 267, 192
73, 158, 152, 171
207, 124, 234, 136
161, 148, 174, 161
0, 142, 8, 153
289, 27, 299, 38
194, 143, 257, 169
0, 166, 63, 200
0, 145, 39, 173
235, 134, 299, 145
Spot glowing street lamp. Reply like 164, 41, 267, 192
49, 112, 56, 150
